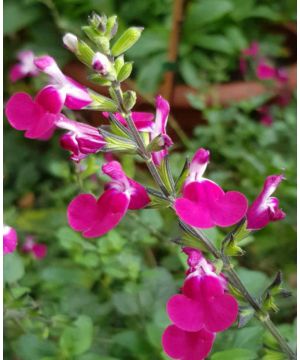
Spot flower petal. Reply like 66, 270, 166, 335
162, 325, 186, 359
64, 77, 92, 110
35, 85, 65, 114
83, 189, 129, 238
167, 294, 204, 332
67, 194, 99, 232
201, 276, 238, 332
9, 64, 24, 82
5, 92, 42, 131
128, 179, 150, 210
183, 328, 215, 360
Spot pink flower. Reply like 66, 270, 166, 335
59, 121, 105, 162
102, 111, 154, 131
162, 325, 215, 360
150, 95, 173, 165
247, 175, 286, 230
242, 42, 259, 57
3, 225, 18, 255
9, 50, 39, 82
5, 86, 62, 139
276, 68, 288, 84
175, 148, 248, 228
22, 236, 47, 260
34, 55, 92, 109
162, 248, 238, 360
67, 161, 150, 238
166, 250, 238, 333
256, 59, 277, 80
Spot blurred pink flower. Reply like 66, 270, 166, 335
9, 50, 39, 82
3, 225, 18, 255
22, 236, 47, 260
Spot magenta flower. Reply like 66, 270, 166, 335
175, 148, 248, 228
59, 121, 105, 161
162, 325, 215, 360
9, 50, 39, 82
34, 55, 92, 109
5, 86, 63, 139
256, 59, 277, 80
22, 236, 47, 260
247, 175, 286, 230
67, 161, 150, 238
3, 225, 18, 255
162, 248, 238, 359
102, 111, 154, 131
150, 95, 173, 165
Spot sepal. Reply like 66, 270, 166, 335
87, 92, 118, 111
238, 306, 255, 328
157, 156, 175, 193
117, 62, 133, 82
99, 128, 137, 153
175, 158, 189, 194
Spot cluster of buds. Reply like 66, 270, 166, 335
4, 12, 290, 359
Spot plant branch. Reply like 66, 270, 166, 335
110, 81, 296, 360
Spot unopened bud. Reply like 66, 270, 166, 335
63, 33, 78, 52
105, 15, 118, 39
89, 12, 107, 32
111, 27, 144, 56
92, 52, 111, 75
123, 90, 136, 111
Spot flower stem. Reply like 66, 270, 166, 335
110, 82, 296, 360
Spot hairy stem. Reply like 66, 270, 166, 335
111, 82, 296, 360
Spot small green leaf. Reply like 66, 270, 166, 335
4, 253, 24, 284
211, 348, 257, 360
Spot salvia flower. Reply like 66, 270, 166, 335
63, 33, 78, 53
3, 225, 18, 255
22, 236, 47, 260
247, 175, 286, 230
67, 161, 150, 238
92, 52, 111, 75
175, 148, 248, 228
34, 55, 92, 109
59, 119, 105, 161
258, 106, 273, 127
162, 248, 238, 359
9, 50, 39, 82
242, 42, 259, 57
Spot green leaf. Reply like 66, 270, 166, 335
59, 315, 93, 356
211, 348, 257, 360
4, 1, 42, 35
112, 291, 139, 315
185, 0, 233, 29
194, 35, 235, 55
14, 334, 57, 360
4, 253, 24, 284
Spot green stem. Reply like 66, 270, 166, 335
110, 81, 296, 360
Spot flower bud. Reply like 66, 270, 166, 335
63, 33, 78, 52
123, 90, 136, 111
111, 27, 144, 56
88, 12, 107, 32
117, 62, 133, 82
105, 15, 118, 39
92, 52, 111, 75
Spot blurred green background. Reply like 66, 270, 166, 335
4, 0, 296, 359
